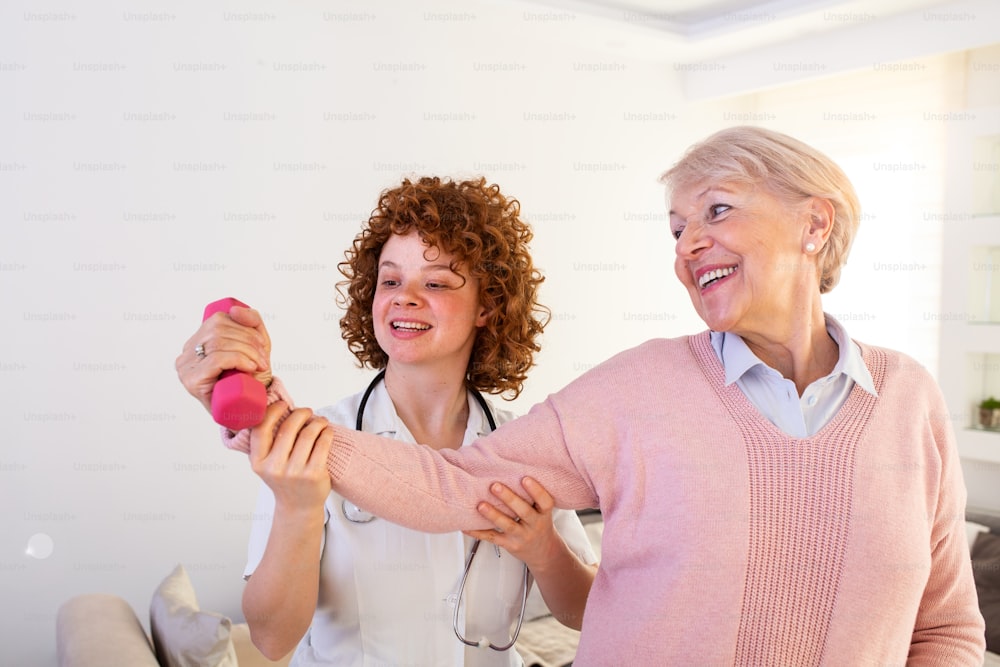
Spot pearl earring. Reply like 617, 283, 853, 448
805, 242, 816, 253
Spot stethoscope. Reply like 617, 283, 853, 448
341, 369, 497, 523
342, 369, 528, 651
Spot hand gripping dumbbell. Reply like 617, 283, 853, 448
202, 297, 268, 430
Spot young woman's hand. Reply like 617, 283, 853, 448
467, 477, 596, 630
463, 476, 563, 573
175, 304, 272, 415
249, 402, 334, 512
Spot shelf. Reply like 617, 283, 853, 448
962, 352, 1000, 424
952, 324, 1000, 353
972, 133, 1000, 217
953, 218, 1000, 246
958, 426, 1000, 464
967, 245, 1000, 323
940, 108, 1000, 474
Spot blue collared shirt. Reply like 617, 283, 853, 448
709, 315, 878, 438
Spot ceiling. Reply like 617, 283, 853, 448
513, 0, 964, 60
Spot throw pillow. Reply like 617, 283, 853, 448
972, 531, 1000, 653
150, 564, 238, 667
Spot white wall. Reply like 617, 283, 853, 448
2, 1, 997, 664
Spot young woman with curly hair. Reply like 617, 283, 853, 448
338, 176, 547, 398
177, 176, 597, 666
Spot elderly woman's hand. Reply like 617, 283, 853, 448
175, 304, 272, 415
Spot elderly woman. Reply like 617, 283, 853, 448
190, 128, 986, 665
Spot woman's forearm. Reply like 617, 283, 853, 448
241, 504, 324, 661
325, 402, 598, 533
526, 537, 597, 631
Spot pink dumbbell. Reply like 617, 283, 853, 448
203, 297, 268, 430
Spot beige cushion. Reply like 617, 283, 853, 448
57, 593, 159, 667
149, 564, 237, 667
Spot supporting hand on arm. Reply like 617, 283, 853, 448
324, 400, 600, 535
464, 477, 597, 630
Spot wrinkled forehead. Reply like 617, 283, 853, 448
667, 178, 761, 212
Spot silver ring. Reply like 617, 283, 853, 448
194, 344, 207, 359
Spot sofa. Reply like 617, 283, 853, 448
54, 512, 604, 667
968, 509, 1000, 667
56, 564, 291, 667
56, 509, 1000, 667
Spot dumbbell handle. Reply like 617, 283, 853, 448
203, 298, 268, 430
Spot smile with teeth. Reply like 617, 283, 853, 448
698, 266, 737, 289
392, 321, 431, 331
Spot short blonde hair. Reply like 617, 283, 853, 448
660, 126, 861, 294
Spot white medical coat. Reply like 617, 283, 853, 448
244, 380, 598, 666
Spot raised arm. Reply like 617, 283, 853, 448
251, 398, 599, 534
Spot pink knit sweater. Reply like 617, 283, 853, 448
278, 333, 985, 665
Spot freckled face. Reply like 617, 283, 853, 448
371, 231, 487, 369
669, 180, 814, 337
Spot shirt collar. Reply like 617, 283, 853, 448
708, 314, 877, 396
360, 379, 494, 440
824, 314, 878, 396
709, 329, 763, 386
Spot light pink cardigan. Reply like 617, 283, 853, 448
230, 333, 986, 665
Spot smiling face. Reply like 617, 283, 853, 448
669, 180, 821, 338
372, 231, 488, 371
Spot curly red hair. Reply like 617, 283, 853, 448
337, 176, 548, 399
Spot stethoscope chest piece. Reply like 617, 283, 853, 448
342, 500, 376, 523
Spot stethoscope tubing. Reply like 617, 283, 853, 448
343, 369, 498, 522
345, 370, 525, 651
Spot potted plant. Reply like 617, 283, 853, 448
979, 396, 1000, 430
